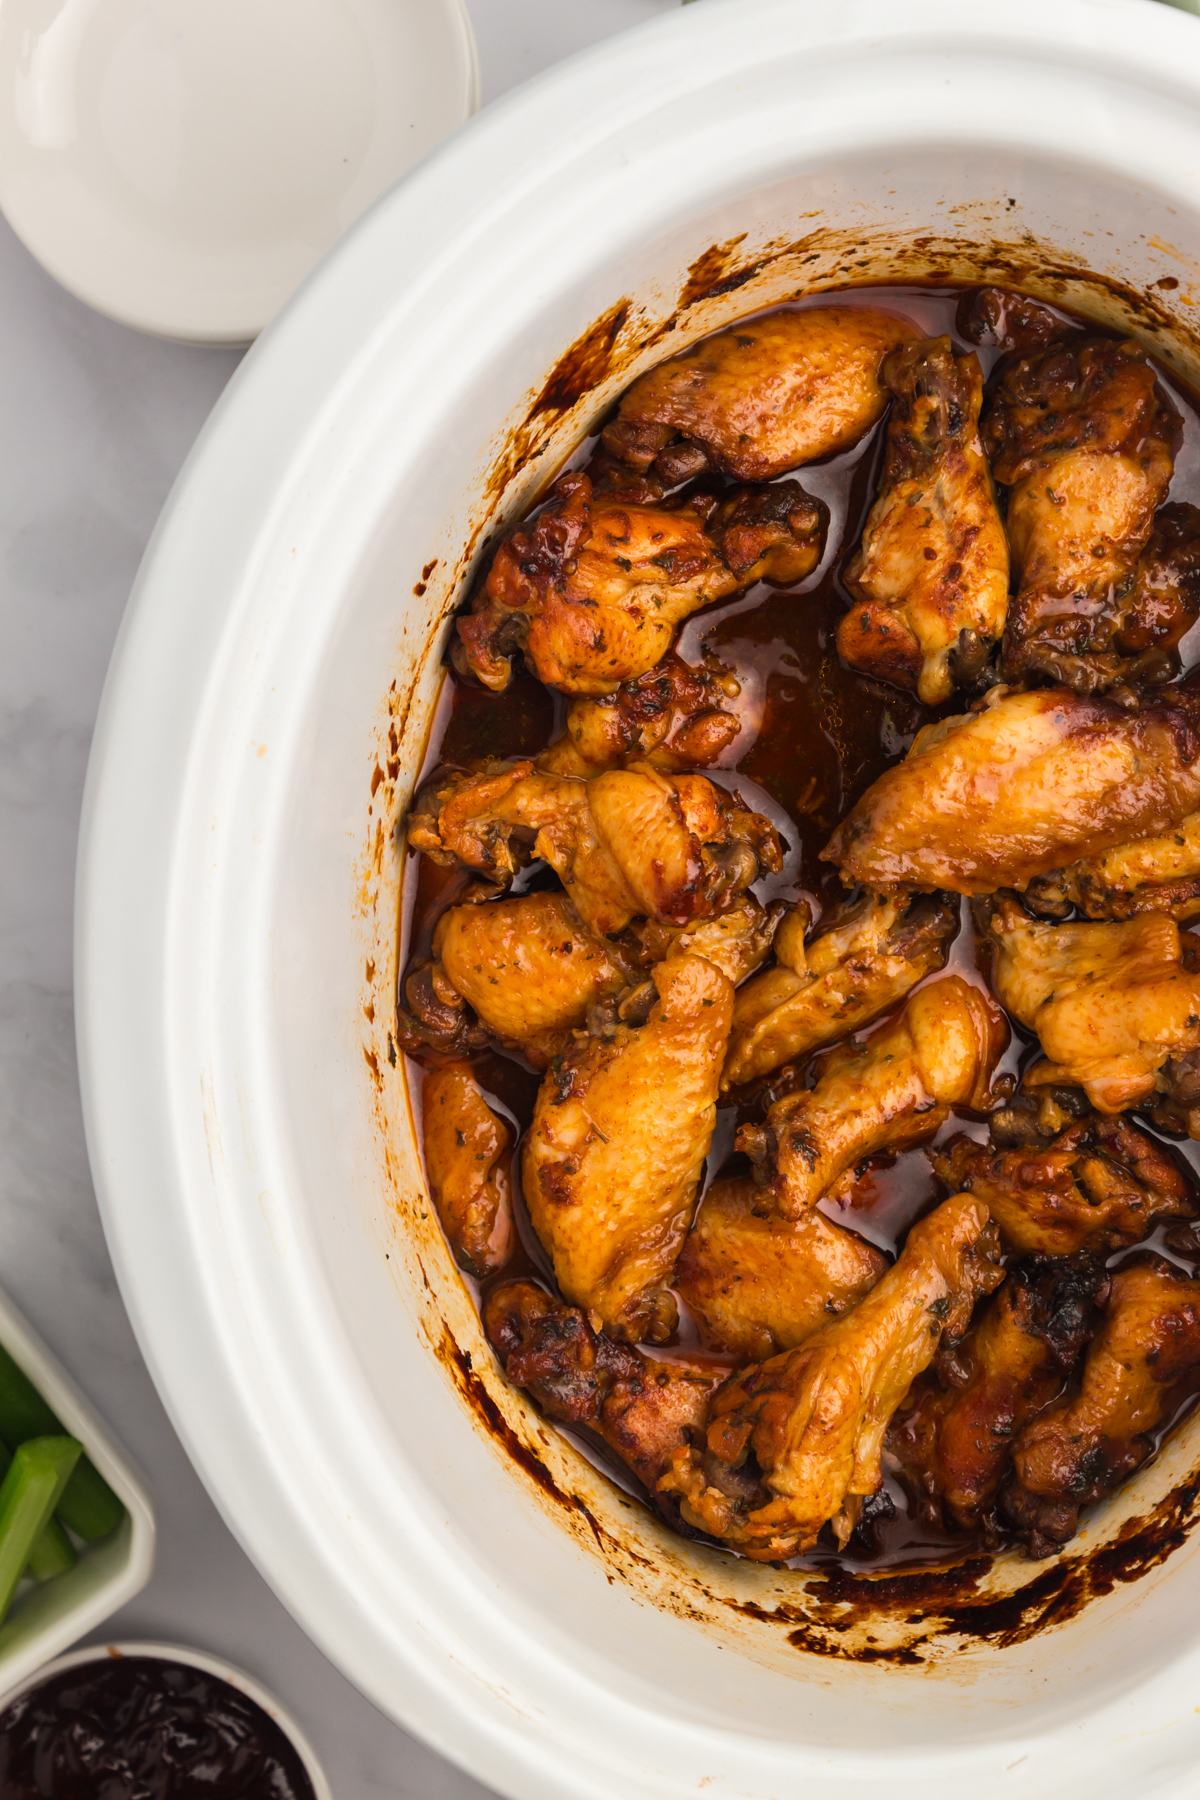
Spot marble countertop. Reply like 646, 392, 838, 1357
0, 1, 674, 1793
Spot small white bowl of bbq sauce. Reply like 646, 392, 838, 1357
0, 1640, 332, 1800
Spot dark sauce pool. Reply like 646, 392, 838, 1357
0, 1656, 317, 1800
399, 283, 1200, 1574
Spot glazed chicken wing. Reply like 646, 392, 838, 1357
599, 306, 916, 485
889, 1252, 1103, 1529
629, 891, 781, 987
408, 759, 781, 936
722, 890, 958, 1091
522, 953, 733, 1343
421, 1062, 515, 1277
1026, 804, 1200, 925
737, 977, 1003, 1219
838, 338, 1009, 704
658, 1194, 1002, 1558
934, 1107, 1197, 1256
823, 675, 1200, 895
956, 287, 1073, 355
979, 895, 1200, 1114
1003, 1258, 1200, 1557
455, 470, 825, 694
538, 650, 743, 777
981, 334, 1183, 692
484, 1281, 719, 1524
674, 1176, 887, 1361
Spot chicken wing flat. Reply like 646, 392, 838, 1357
934, 1109, 1197, 1256
721, 890, 958, 1091
823, 675, 1200, 895
522, 953, 733, 1343
659, 1194, 1002, 1558
674, 1176, 887, 1360
1003, 1258, 1200, 1557
1026, 804, 1200, 925
455, 470, 825, 694
889, 1252, 1103, 1529
421, 1062, 514, 1277
981, 334, 1183, 692
838, 338, 1009, 704
484, 1280, 719, 1522
979, 895, 1200, 1114
737, 976, 1004, 1219
408, 760, 781, 936
599, 306, 917, 485
538, 650, 743, 777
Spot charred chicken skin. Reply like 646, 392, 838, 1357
420, 1062, 515, 1277
598, 305, 917, 486
823, 674, 1200, 895
839, 337, 1009, 704
722, 890, 958, 1091
408, 759, 781, 936
1026, 803, 1200, 925
538, 649, 744, 777
979, 894, 1200, 1115
1004, 1258, 1200, 1557
889, 1251, 1104, 1530
674, 1176, 888, 1361
955, 287, 1074, 355
738, 976, 1004, 1219
658, 1194, 1003, 1558
522, 953, 733, 1344
455, 470, 825, 695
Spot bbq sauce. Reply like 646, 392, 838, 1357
399, 284, 1200, 1571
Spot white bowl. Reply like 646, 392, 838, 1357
75, 1, 1200, 1796
0, 0, 479, 343
0, 1640, 331, 1799
0, 1285, 154, 1695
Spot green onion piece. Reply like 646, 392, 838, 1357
0, 1344, 124, 1541
0, 1435, 77, 1581
0, 1437, 82, 1625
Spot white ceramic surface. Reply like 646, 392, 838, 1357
74, 1, 1200, 1797
0, 0, 480, 343
0, 1640, 332, 1798
0, 1284, 154, 1694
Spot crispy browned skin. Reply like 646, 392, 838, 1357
421, 1063, 514, 1277
839, 338, 1009, 704
1003, 1258, 1200, 1557
659, 1195, 1003, 1558
408, 759, 781, 936
981, 335, 1183, 693
674, 1176, 887, 1360
722, 891, 958, 1090
538, 650, 743, 777
889, 1252, 1104, 1528
454, 470, 824, 694
522, 954, 733, 1343
1026, 802, 1200, 925
737, 977, 1004, 1220
484, 1281, 719, 1521
979, 895, 1200, 1114
599, 306, 917, 485
935, 1110, 1197, 1256
823, 675, 1200, 895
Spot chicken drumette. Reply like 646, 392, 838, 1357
421, 1062, 515, 1277
537, 650, 744, 777
838, 337, 1009, 703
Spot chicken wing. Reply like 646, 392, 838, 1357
629, 892, 781, 987
421, 1062, 515, 1277
408, 759, 781, 936
889, 1252, 1103, 1529
823, 675, 1200, 895
522, 953, 733, 1343
674, 1176, 887, 1360
455, 470, 825, 694
838, 338, 1009, 704
599, 306, 917, 485
721, 890, 958, 1091
981, 334, 1183, 692
934, 1108, 1197, 1256
1026, 804, 1200, 925
537, 650, 743, 777
737, 977, 1004, 1220
484, 1280, 719, 1523
658, 1194, 1003, 1558
979, 894, 1200, 1113
1003, 1258, 1200, 1557
955, 287, 1073, 354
